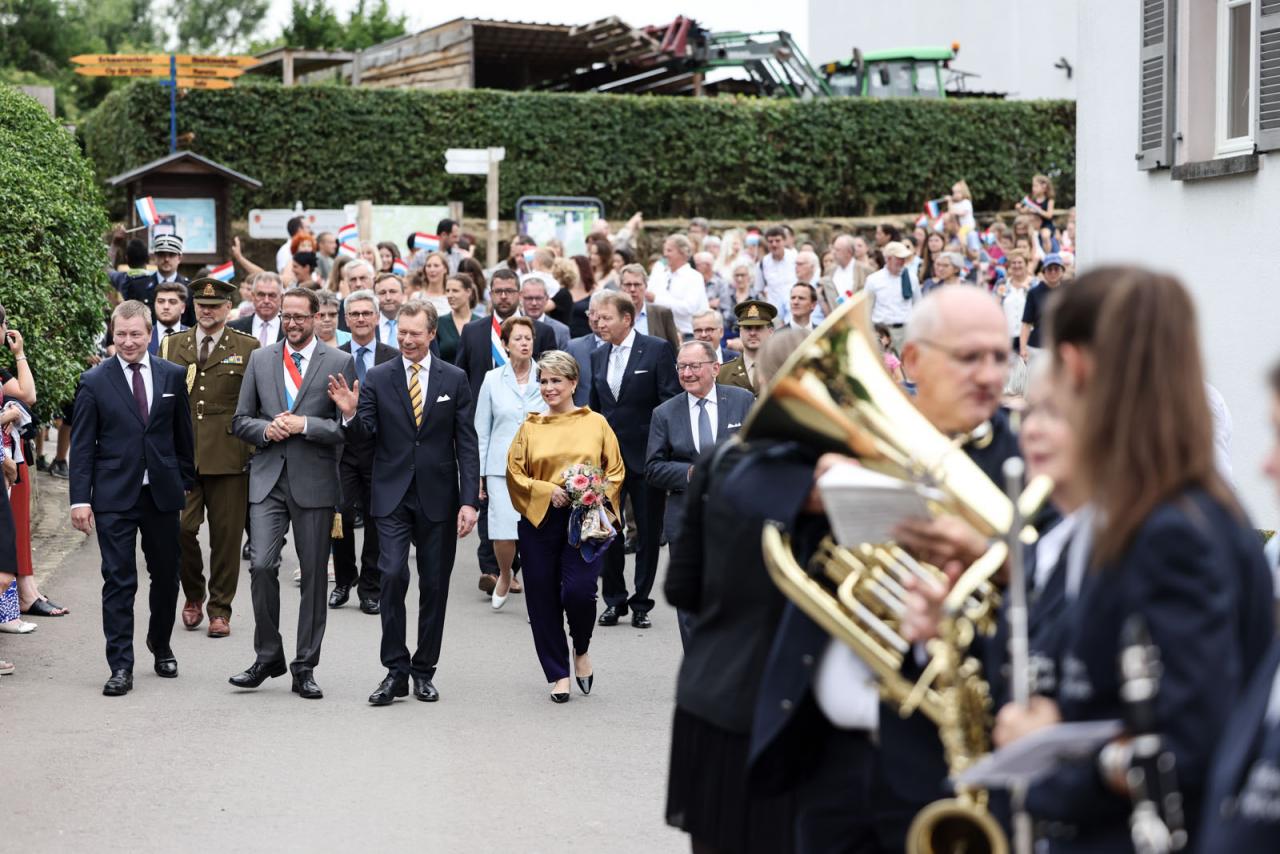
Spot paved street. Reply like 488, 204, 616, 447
6, 477, 687, 853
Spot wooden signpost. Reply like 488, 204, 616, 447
72, 54, 254, 152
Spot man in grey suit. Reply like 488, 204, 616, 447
228, 287, 356, 700
566, 290, 611, 406
520, 275, 570, 349
645, 339, 754, 646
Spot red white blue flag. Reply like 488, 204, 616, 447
282, 347, 303, 409
411, 232, 440, 252
490, 314, 507, 368
925, 198, 943, 219
209, 261, 235, 282
135, 196, 160, 227
337, 223, 359, 245
391, 258, 408, 276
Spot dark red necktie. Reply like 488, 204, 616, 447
128, 363, 149, 423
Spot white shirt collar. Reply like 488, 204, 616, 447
403, 353, 432, 374
614, 328, 637, 351
117, 352, 151, 372
687, 387, 716, 409
286, 335, 319, 362
254, 314, 278, 332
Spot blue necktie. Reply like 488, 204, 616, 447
355, 346, 369, 385
900, 270, 914, 301
696, 398, 713, 452
291, 352, 303, 373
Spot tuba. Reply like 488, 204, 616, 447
743, 292, 1050, 854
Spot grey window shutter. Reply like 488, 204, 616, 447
1137, 0, 1176, 170
1258, 0, 1280, 151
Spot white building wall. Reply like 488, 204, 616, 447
1078, 0, 1279, 524
806, 0, 1076, 100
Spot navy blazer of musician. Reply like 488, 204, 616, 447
349, 355, 480, 523
589, 332, 680, 474
69, 355, 195, 513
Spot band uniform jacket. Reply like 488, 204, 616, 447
718, 355, 755, 395
161, 327, 259, 475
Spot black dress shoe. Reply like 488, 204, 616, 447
550, 689, 570, 703
241, 541, 251, 561
624, 537, 637, 555
329, 584, 351, 608
412, 675, 439, 702
598, 604, 628, 626
369, 674, 409, 706
359, 597, 380, 615
228, 659, 288, 688
146, 638, 178, 678
292, 670, 323, 699
102, 669, 133, 696
576, 673, 594, 695
631, 609, 652, 629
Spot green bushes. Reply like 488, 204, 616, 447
80, 82, 1074, 220
0, 85, 108, 414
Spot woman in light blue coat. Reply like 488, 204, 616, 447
475, 317, 545, 609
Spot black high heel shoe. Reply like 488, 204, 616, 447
550, 689, 570, 703
575, 673, 593, 695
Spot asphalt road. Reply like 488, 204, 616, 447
5, 484, 688, 853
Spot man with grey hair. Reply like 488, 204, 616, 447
693, 251, 731, 319
646, 234, 708, 339
520, 275, 570, 348
822, 234, 858, 312
645, 338, 753, 645
343, 258, 376, 295
228, 272, 284, 344
331, 288, 400, 613
690, 309, 727, 363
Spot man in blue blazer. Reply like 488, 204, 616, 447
589, 291, 680, 629
328, 300, 480, 705
646, 339, 754, 645
70, 300, 195, 696
566, 292, 610, 407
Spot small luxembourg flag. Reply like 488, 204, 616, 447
337, 223, 359, 245
1020, 195, 1040, 211
915, 212, 930, 229
337, 243, 359, 259
411, 232, 440, 252
490, 314, 507, 368
209, 261, 235, 282
391, 258, 408, 276
135, 196, 160, 227
925, 198, 943, 219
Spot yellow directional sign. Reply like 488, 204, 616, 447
174, 78, 234, 90
71, 53, 257, 69
75, 65, 170, 78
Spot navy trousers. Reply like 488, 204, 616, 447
517, 505, 605, 682
95, 486, 180, 671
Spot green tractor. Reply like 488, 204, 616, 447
820, 44, 1005, 99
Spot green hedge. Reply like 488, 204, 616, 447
0, 85, 109, 415
80, 82, 1074, 220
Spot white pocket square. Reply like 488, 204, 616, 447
727, 422, 742, 429
436, 394, 451, 402
633, 369, 649, 374
162, 392, 175, 398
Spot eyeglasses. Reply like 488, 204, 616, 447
917, 339, 1010, 369
491, 288, 518, 296
676, 361, 714, 373
346, 310, 376, 319
521, 295, 546, 303
281, 313, 313, 324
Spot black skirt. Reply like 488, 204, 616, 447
665, 707, 795, 854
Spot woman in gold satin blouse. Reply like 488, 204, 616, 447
507, 351, 625, 703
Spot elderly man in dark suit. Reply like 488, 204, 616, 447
70, 300, 195, 696
330, 287, 400, 613
227, 272, 284, 345
329, 300, 480, 706
228, 287, 355, 700
589, 291, 680, 629
646, 339, 754, 646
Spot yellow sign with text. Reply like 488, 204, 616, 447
71, 54, 257, 69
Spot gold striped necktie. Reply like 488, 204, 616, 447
408, 363, 423, 427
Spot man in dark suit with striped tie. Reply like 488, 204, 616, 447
328, 300, 480, 705
332, 288, 400, 613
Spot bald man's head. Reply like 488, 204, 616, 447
902, 287, 1010, 435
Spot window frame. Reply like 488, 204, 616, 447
1216, 0, 1259, 157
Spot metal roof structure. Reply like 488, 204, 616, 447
107, 151, 262, 189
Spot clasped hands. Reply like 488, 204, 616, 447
264, 412, 306, 442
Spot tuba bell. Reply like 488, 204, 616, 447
743, 292, 1050, 854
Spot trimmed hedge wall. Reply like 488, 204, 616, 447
0, 85, 109, 415
80, 82, 1074, 220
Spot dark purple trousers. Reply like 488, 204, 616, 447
517, 505, 605, 682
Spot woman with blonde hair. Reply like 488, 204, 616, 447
417, 251, 451, 316
552, 257, 593, 338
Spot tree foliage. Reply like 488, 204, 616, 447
81, 82, 1076, 220
0, 85, 109, 415
171, 0, 270, 52
280, 0, 407, 51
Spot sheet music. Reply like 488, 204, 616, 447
818, 463, 942, 546
953, 720, 1124, 789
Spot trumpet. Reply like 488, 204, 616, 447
744, 293, 1051, 854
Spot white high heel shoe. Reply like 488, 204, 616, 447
491, 589, 508, 610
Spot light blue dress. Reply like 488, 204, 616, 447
475, 362, 545, 539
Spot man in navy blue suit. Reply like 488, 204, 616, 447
589, 291, 679, 629
70, 300, 195, 696
328, 300, 480, 706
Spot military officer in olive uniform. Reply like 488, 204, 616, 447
161, 278, 259, 637
719, 299, 776, 396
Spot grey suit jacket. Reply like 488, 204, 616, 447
541, 314, 571, 349
232, 338, 356, 507
645, 384, 755, 541
642, 303, 682, 352
566, 333, 606, 406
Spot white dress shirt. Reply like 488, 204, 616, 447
607, 328, 636, 395
832, 261, 855, 299
651, 263, 709, 335
252, 314, 281, 346
814, 640, 880, 731
403, 352, 432, 381
635, 307, 650, 336
379, 314, 399, 346
865, 266, 920, 326
687, 390, 718, 453
759, 249, 797, 318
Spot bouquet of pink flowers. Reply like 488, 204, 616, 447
561, 463, 615, 559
